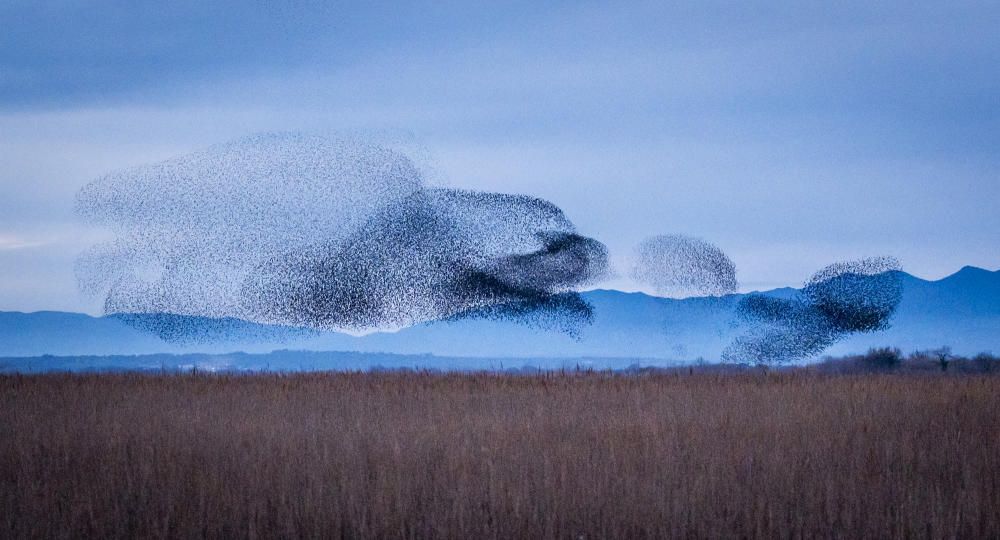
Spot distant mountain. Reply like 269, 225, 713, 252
823, 266, 1000, 356
1, 267, 997, 366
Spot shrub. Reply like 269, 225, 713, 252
861, 347, 903, 370
973, 352, 998, 373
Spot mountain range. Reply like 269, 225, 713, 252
1, 266, 997, 369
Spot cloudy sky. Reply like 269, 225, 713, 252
1, 1, 998, 313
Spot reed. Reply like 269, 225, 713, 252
2, 371, 998, 538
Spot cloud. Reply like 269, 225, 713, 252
0, 234, 48, 250
2, 1, 999, 313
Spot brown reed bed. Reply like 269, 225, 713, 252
2, 370, 998, 538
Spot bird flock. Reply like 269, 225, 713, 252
76, 133, 902, 362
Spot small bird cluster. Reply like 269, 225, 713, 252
631, 234, 738, 298
723, 257, 903, 364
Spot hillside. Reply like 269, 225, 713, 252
1, 267, 997, 362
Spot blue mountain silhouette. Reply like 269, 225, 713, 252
1, 267, 997, 364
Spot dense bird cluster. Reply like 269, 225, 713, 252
76, 133, 609, 340
723, 257, 903, 364
631, 235, 738, 298
74, 132, 904, 356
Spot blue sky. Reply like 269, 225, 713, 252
1, 1, 998, 312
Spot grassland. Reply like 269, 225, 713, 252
2, 371, 999, 538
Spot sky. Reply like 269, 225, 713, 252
1, 1, 998, 313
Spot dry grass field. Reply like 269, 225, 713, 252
2, 371, 999, 539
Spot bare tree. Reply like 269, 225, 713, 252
932, 346, 952, 372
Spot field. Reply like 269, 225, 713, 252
2, 371, 999, 538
